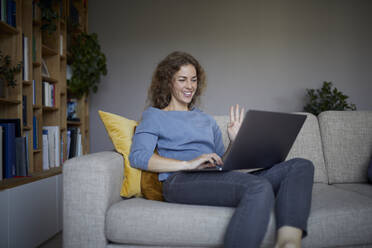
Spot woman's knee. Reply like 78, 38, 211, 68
244, 178, 274, 202
288, 158, 314, 175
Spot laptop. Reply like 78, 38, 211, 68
185, 110, 307, 172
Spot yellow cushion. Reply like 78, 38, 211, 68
98, 110, 142, 197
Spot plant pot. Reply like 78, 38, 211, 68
0, 79, 7, 98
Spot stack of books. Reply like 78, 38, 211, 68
42, 82, 56, 107
0, 0, 17, 27
67, 127, 82, 159
42, 126, 61, 170
0, 119, 29, 180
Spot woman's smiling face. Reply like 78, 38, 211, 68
169, 64, 198, 109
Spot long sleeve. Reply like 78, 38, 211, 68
129, 110, 159, 170
213, 120, 225, 158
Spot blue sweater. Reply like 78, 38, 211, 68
129, 107, 225, 181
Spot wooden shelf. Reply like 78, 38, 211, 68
0, 167, 62, 190
23, 80, 32, 86
0, 97, 21, 104
1, 1, 89, 244
42, 45, 58, 56
42, 106, 59, 111
33, 20, 41, 26
67, 121, 81, 126
23, 126, 32, 130
0, 21, 18, 35
42, 76, 58, 84
33, 61, 41, 67
1, 0, 89, 190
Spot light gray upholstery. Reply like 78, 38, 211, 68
303, 184, 372, 247
318, 111, 372, 183
333, 183, 372, 199
106, 198, 276, 247
63, 151, 124, 248
105, 184, 372, 248
286, 112, 328, 183
63, 111, 372, 248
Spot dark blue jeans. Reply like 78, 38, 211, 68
162, 158, 314, 248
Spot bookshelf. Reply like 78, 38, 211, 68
0, 0, 89, 191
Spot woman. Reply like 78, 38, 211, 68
129, 51, 314, 248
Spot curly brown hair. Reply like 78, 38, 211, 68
147, 51, 206, 109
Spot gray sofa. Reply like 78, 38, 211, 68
63, 111, 372, 248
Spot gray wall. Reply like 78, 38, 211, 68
88, 0, 372, 153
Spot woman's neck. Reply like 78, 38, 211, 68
163, 101, 189, 111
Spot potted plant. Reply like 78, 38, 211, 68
68, 32, 107, 98
0, 50, 22, 98
38, 0, 59, 48
304, 81, 356, 116
39, 0, 59, 34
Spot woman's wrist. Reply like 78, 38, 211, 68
180, 160, 191, 170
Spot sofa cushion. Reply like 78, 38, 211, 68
286, 113, 328, 183
333, 183, 372, 199
98, 110, 142, 198
106, 184, 372, 247
106, 197, 276, 247
318, 111, 372, 183
303, 184, 372, 247
214, 113, 328, 183
99, 110, 163, 201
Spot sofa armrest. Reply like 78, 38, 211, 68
63, 151, 123, 248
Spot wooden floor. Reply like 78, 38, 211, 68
38, 232, 62, 248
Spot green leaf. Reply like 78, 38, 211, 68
303, 81, 356, 115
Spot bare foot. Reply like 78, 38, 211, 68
275, 226, 302, 248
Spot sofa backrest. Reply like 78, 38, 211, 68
318, 111, 372, 184
213, 112, 328, 183
286, 113, 328, 183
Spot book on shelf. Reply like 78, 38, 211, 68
32, 80, 36, 105
32, 36, 36, 62
67, 98, 79, 121
60, 34, 63, 55
42, 82, 55, 107
0, 126, 3, 180
60, 136, 64, 163
33, 116, 38, 149
24, 131, 30, 175
69, 0, 79, 27
22, 95, 27, 126
77, 131, 82, 156
22, 34, 29, 81
0, 0, 5, 23
68, 127, 82, 158
8, 0, 16, 27
67, 129, 71, 159
59, 0, 63, 17
32, 0, 37, 20
42, 129, 49, 170
0, 122, 16, 178
0, 118, 20, 137
15, 136, 28, 177
0, 0, 16, 27
43, 126, 60, 167
41, 59, 49, 77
